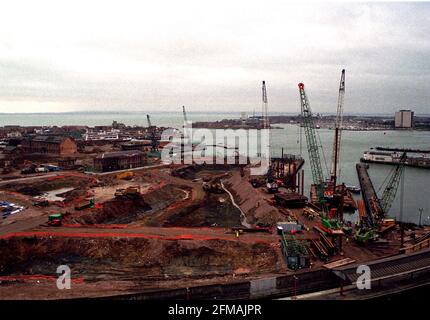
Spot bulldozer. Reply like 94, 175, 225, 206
114, 186, 142, 200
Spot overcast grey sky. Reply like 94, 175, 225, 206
0, 1, 429, 114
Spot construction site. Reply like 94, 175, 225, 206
0, 71, 430, 300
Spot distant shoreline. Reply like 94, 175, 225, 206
1, 111, 430, 117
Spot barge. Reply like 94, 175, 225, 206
361, 150, 430, 169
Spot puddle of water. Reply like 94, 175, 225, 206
41, 187, 75, 202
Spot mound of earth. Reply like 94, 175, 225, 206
0, 237, 280, 280
66, 198, 151, 224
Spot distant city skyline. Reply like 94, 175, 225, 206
1, 1, 429, 114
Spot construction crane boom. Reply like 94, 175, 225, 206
262, 81, 268, 129
146, 114, 158, 152
330, 69, 345, 184
380, 152, 407, 215
182, 105, 188, 123
262, 81, 271, 169
298, 83, 325, 200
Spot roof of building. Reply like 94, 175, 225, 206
24, 135, 74, 144
96, 150, 144, 159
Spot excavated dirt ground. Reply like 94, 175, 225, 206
0, 175, 95, 201
163, 193, 242, 227
65, 198, 151, 225
0, 236, 281, 280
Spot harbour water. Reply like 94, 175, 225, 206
1, 112, 429, 224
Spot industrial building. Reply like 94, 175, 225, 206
21, 135, 78, 155
94, 150, 146, 172
395, 109, 414, 128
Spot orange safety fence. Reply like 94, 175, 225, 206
46, 175, 66, 181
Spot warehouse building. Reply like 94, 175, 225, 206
94, 150, 146, 172
21, 135, 77, 155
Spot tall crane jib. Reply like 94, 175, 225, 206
298, 83, 325, 200
146, 114, 152, 128
380, 152, 407, 216
330, 69, 345, 184
182, 105, 191, 144
182, 105, 188, 123
262, 81, 268, 130
146, 114, 159, 152
262, 81, 271, 170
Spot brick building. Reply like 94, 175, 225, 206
94, 150, 146, 172
21, 135, 77, 155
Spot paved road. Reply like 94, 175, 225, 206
0, 173, 61, 186
0, 216, 47, 236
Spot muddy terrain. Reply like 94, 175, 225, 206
0, 236, 280, 280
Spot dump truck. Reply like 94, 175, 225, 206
114, 186, 141, 199
74, 198, 95, 210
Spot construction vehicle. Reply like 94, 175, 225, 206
146, 114, 159, 152
280, 232, 310, 270
114, 186, 141, 199
320, 208, 342, 233
202, 172, 230, 193
379, 153, 407, 217
261, 81, 275, 191
182, 105, 190, 145
33, 198, 49, 207
116, 171, 134, 180
299, 82, 344, 235
202, 180, 224, 193
74, 198, 94, 210
298, 83, 325, 202
266, 180, 279, 193
330, 69, 345, 188
303, 207, 319, 220
354, 153, 407, 243
261, 80, 269, 130
47, 213, 63, 226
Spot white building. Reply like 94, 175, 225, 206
395, 110, 414, 128
83, 129, 120, 141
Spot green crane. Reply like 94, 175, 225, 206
355, 152, 407, 244
380, 152, 407, 216
298, 83, 325, 201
